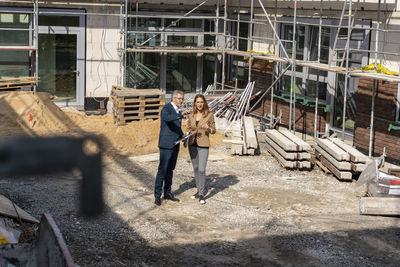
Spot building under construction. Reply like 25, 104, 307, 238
1, 0, 400, 162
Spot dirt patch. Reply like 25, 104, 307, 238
0, 91, 229, 156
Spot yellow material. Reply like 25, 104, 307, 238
0, 235, 8, 244
244, 49, 277, 62
360, 63, 399, 76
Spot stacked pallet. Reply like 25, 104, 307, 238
110, 86, 165, 125
0, 77, 39, 91
265, 129, 312, 169
314, 138, 371, 181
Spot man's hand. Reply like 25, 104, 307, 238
182, 110, 192, 116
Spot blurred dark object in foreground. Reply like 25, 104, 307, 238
0, 137, 103, 217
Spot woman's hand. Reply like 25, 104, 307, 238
201, 123, 209, 130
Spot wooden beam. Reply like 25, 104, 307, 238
360, 197, 400, 216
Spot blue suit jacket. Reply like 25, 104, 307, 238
158, 102, 184, 149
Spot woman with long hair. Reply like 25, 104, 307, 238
186, 94, 216, 204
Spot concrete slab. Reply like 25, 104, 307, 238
265, 129, 297, 151
314, 145, 351, 171
316, 138, 350, 161
329, 138, 371, 164
279, 129, 312, 151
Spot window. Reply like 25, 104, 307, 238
279, 23, 329, 100
126, 13, 208, 93
0, 13, 30, 78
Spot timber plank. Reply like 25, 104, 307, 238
360, 197, 400, 216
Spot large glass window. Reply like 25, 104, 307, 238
126, 52, 160, 89
38, 34, 77, 102
280, 24, 327, 100
126, 15, 205, 93
166, 54, 197, 94
0, 13, 30, 78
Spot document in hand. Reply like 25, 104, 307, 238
175, 132, 193, 145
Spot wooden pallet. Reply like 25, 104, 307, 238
113, 112, 160, 125
110, 86, 165, 125
0, 76, 39, 90
113, 103, 163, 114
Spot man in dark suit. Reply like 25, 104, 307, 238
154, 90, 190, 206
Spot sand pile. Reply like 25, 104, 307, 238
0, 91, 225, 156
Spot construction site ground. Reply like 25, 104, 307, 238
1, 92, 400, 266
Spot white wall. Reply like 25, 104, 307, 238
86, 7, 122, 98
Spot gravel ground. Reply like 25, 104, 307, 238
1, 140, 400, 266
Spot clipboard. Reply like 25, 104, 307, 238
175, 132, 193, 145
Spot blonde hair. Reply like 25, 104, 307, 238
192, 94, 209, 117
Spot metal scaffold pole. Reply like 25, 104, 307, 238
256, 0, 290, 61
342, 0, 352, 141
270, 0, 278, 128
248, 0, 254, 83
119, 0, 124, 86
314, 0, 323, 139
33, 0, 38, 92
222, 0, 227, 90
235, 0, 240, 89
134, 0, 138, 89
369, 0, 381, 157
214, 0, 219, 89
124, 0, 128, 87
289, 0, 297, 131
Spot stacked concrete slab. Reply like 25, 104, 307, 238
230, 117, 258, 155
314, 138, 372, 181
265, 129, 312, 169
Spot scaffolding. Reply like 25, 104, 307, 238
1, 0, 399, 157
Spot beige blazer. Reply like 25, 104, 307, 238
187, 112, 216, 147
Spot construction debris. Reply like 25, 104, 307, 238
264, 129, 312, 169
110, 86, 165, 125
214, 82, 259, 156
0, 195, 39, 224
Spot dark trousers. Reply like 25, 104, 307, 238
154, 145, 179, 198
